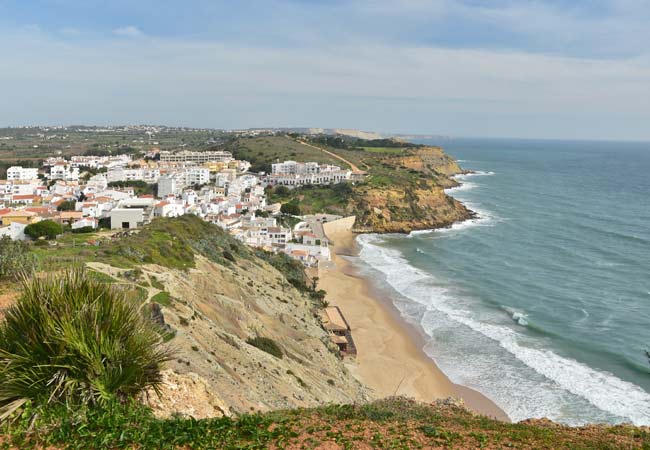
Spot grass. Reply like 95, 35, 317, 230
0, 270, 172, 420
359, 146, 408, 155
2, 397, 647, 449
227, 135, 347, 172
30, 215, 252, 271
151, 291, 172, 306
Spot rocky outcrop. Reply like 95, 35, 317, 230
350, 146, 473, 233
352, 182, 473, 233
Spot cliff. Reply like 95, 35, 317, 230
135, 253, 370, 416
350, 145, 473, 233
26, 216, 371, 418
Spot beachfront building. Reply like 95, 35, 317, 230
319, 306, 357, 356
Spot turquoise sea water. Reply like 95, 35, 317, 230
354, 138, 650, 425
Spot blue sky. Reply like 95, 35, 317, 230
1, 0, 649, 140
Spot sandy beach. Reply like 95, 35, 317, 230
319, 220, 508, 421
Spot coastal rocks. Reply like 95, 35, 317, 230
353, 183, 473, 234
350, 145, 474, 234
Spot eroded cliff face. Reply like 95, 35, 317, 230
350, 146, 472, 233
136, 255, 370, 417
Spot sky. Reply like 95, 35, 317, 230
1, 0, 649, 140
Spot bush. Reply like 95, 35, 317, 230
0, 236, 35, 280
246, 336, 282, 359
56, 200, 76, 211
280, 200, 301, 216
0, 270, 172, 420
71, 226, 95, 234
24, 220, 63, 240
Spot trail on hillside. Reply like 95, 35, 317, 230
293, 139, 362, 172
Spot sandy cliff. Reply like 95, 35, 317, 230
133, 254, 370, 417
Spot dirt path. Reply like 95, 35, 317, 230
294, 139, 362, 172
85, 262, 161, 310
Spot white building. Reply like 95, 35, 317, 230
50, 164, 79, 181
109, 208, 144, 230
157, 174, 181, 198
184, 167, 210, 186
7, 166, 38, 181
267, 161, 351, 188
160, 150, 233, 164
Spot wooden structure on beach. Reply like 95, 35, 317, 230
319, 306, 357, 356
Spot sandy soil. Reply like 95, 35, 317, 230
319, 225, 508, 421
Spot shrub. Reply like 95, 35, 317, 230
71, 226, 95, 234
246, 336, 282, 359
280, 200, 301, 216
0, 236, 35, 281
0, 270, 172, 420
24, 220, 63, 240
56, 200, 76, 211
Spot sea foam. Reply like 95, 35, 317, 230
356, 234, 650, 425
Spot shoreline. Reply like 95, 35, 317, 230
319, 224, 508, 421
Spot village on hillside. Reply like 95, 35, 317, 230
0, 145, 361, 270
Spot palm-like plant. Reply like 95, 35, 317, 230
0, 269, 172, 420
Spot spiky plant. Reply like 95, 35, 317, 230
0, 269, 172, 420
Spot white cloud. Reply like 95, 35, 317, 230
0, 25, 649, 139
112, 26, 144, 37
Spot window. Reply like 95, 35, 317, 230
121, 221, 130, 229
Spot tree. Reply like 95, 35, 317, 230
280, 200, 301, 216
24, 220, 64, 240
274, 185, 290, 197
0, 270, 173, 419
57, 200, 76, 211
0, 236, 36, 280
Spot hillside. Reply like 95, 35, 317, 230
13, 216, 370, 417
246, 135, 472, 233
4, 397, 647, 449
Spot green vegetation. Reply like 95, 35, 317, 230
70, 226, 94, 234
268, 183, 354, 216
24, 220, 64, 240
151, 291, 172, 306
3, 397, 646, 449
305, 135, 420, 150
279, 199, 301, 215
0, 270, 172, 420
56, 200, 76, 211
107, 180, 156, 196
0, 237, 35, 281
246, 336, 283, 359
254, 250, 308, 291
29, 216, 317, 304
226, 135, 348, 172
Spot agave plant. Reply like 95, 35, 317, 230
0, 269, 173, 421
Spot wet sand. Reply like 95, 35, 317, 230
319, 224, 508, 421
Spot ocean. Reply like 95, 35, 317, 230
353, 138, 650, 425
